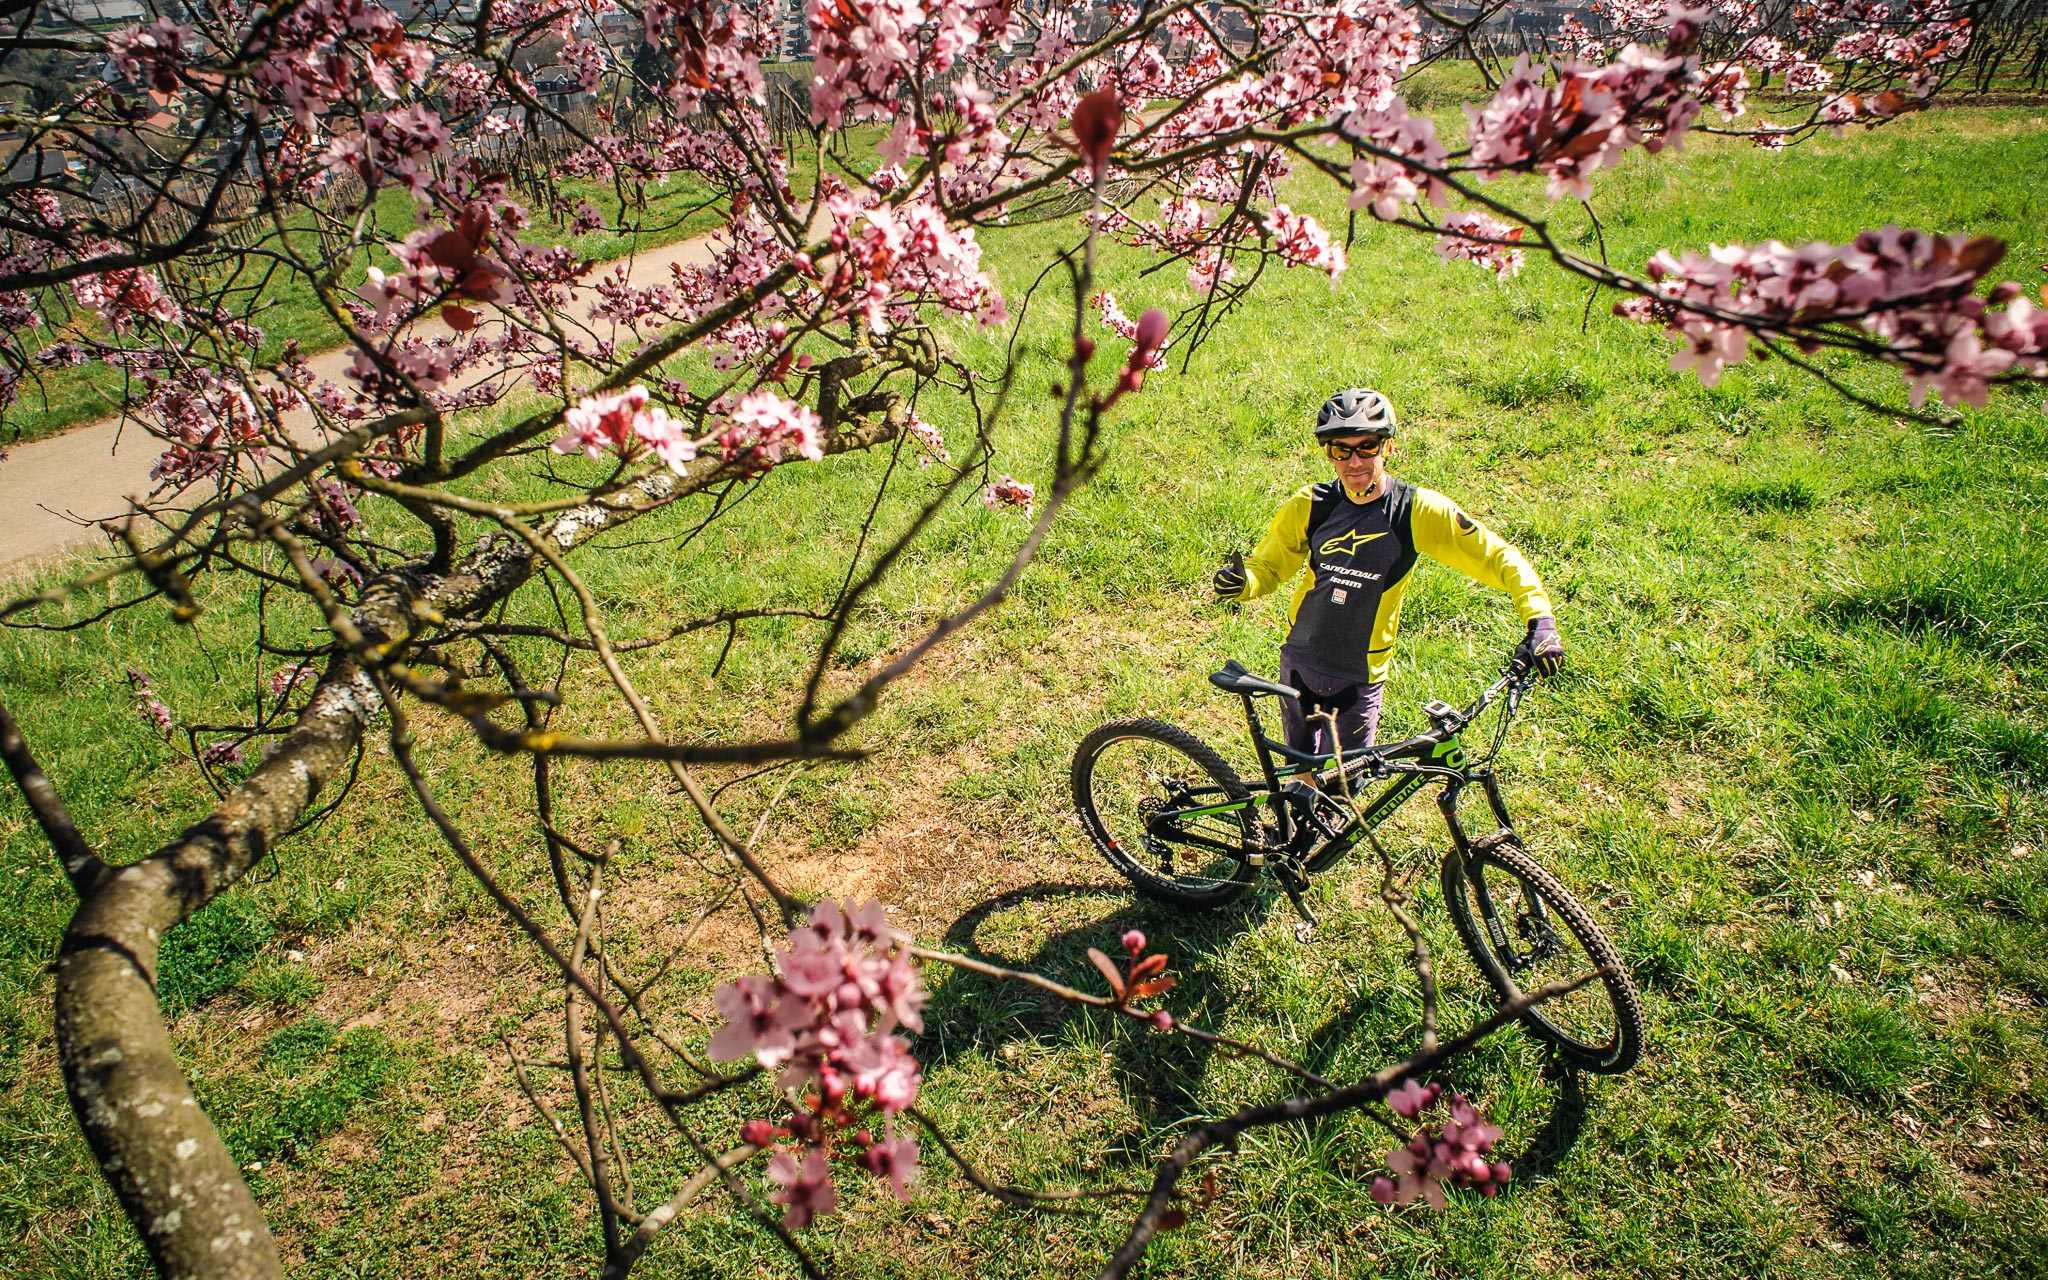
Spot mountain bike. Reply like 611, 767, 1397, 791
1071, 653, 1646, 1074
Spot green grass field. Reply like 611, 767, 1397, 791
2, 102, 2047, 1279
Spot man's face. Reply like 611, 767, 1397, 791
1326, 433, 1393, 493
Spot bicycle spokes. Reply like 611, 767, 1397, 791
1086, 737, 1250, 891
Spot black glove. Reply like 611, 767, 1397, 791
1517, 615, 1564, 678
1212, 551, 1247, 600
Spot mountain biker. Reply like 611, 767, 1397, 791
1212, 388, 1564, 759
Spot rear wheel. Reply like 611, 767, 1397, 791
1441, 836, 1645, 1074
1071, 718, 1258, 908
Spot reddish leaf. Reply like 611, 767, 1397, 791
1157, 1208, 1188, 1231
1129, 975, 1176, 1000
425, 229, 475, 270
1955, 235, 2007, 279
1086, 947, 1127, 1001
441, 304, 476, 331
1129, 953, 1169, 982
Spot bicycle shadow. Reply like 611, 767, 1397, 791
916, 879, 1592, 1180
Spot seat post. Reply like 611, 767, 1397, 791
1241, 694, 1282, 794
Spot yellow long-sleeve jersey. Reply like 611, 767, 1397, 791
1230, 476, 1553, 685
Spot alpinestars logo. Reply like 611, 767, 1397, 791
1317, 529, 1387, 557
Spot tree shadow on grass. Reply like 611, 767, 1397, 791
914, 880, 1272, 1134
915, 878, 1592, 1183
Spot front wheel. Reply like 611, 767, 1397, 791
1441, 836, 1646, 1074
1071, 718, 1258, 909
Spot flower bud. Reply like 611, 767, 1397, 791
1075, 335, 1095, 360
797, 352, 814, 369
1370, 1177, 1396, 1204
740, 1119, 776, 1146
1492, 1161, 1512, 1184
1071, 87, 1123, 176
1122, 930, 1146, 955
1150, 1010, 1173, 1031
1134, 308, 1168, 353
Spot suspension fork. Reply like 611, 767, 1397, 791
1439, 773, 1524, 953
1442, 770, 1551, 948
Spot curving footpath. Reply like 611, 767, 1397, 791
0, 230, 723, 579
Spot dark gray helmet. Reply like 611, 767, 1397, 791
1315, 388, 1397, 441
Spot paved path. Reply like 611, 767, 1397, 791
0, 232, 721, 578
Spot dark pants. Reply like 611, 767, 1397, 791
1277, 658, 1383, 758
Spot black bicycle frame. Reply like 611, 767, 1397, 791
1144, 663, 1551, 946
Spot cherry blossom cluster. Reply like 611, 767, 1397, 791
1436, 212, 1526, 280
74, 259, 182, 332
904, 412, 950, 466
806, 0, 1010, 129
127, 668, 176, 744
1616, 228, 2048, 406
138, 369, 278, 491
106, 18, 192, 94
844, 197, 1007, 332
708, 900, 926, 1230
268, 664, 319, 699
552, 384, 699, 473
981, 475, 1035, 517
1263, 206, 1348, 286
1370, 1080, 1512, 1208
1462, 7, 1724, 205
321, 105, 451, 198
718, 389, 823, 475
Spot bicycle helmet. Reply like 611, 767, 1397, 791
1315, 388, 1397, 442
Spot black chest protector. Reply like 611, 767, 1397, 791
1282, 477, 1418, 684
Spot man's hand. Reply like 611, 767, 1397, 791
1518, 615, 1564, 677
1212, 551, 1248, 599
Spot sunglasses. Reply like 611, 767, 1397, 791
1325, 436, 1391, 461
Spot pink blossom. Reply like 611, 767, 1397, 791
1620, 227, 2038, 406
74, 261, 182, 331
858, 1133, 919, 1200
200, 741, 246, 768
981, 475, 1034, 517
708, 974, 813, 1067
1386, 1077, 1436, 1119
1437, 211, 1526, 279
1264, 205, 1346, 285
1349, 158, 1419, 221
127, 668, 176, 743
768, 1148, 837, 1229
107, 19, 192, 94
268, 664, 318, 698
1373, 1089, 1512, 1209
719, 390, 822, 471
553, 384, 699, 470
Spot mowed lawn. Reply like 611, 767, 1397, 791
2, 102, 2047, 1279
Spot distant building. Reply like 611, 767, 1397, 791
529, 68, 589, 114
36, 0, 146, 27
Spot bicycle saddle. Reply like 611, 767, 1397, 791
1208, 659, 1299, 699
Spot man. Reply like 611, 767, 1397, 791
1213, 388, 1564, 758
